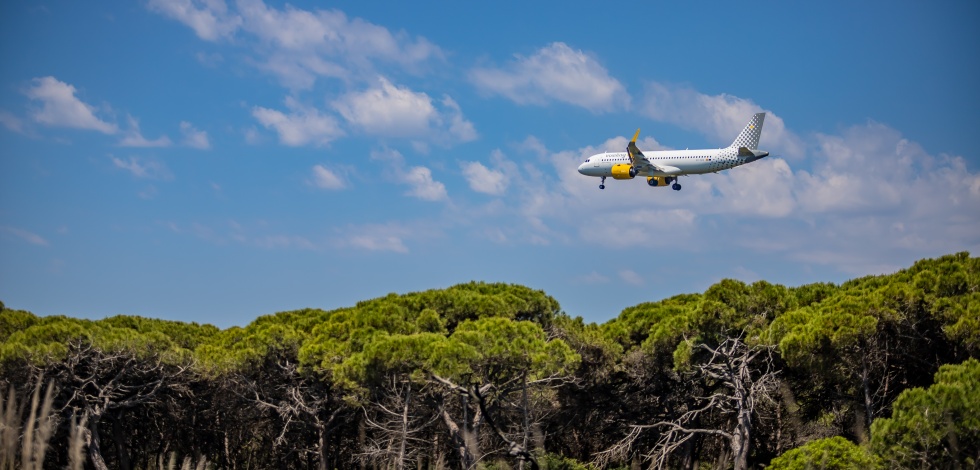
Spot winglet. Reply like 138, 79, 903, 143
631, 128, 641, 143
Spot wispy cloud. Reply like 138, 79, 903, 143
371, 147, 447, 201
482, 113, 979, 277
180, 121, 210, 149
639, 82, 804, 158
150, 0, 441, 89
461, 160, 507, 195
332, 221, 441, 254
25, 76, 117, 134
147, 0, 241, 41
470, 42, 629, 113
0, 226, 49, 246
0, 110, 27, 134
619, 269, 644, 286
118, 116, 171, 148
111, 156, 173, 180
252, 96, 344, 146
310, 164, 346, 190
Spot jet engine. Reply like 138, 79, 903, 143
611, 164, 636, 180
646, 176, 675, 187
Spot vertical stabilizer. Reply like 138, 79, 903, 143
729, 113, 766, 149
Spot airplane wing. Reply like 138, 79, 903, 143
627, 129, 677, 175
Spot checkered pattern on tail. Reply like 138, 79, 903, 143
729, 113, 766, 150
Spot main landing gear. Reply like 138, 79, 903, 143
599, 176, 606, 190
672, 182, 682, 191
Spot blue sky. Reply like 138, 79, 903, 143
1, 1, 978, 328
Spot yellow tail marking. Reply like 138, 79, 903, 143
631, 128, 641, 143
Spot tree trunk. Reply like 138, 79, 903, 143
730, 357, 753, 470
861, 351, 874, 438
731, 406, 752, 470
317, 426, 328, 470
440, 408, 474, 470
396, 385, 410, 470
110, 414, 131, 470
85, 417, 110, 470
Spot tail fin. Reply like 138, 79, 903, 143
729, 113, 766, 149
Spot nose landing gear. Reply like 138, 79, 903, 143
599, 176, 606, 190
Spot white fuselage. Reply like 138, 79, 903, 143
577, 147, 761, 178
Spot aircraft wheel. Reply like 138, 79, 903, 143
672, 183, 682, 191
599, 184, 605, 190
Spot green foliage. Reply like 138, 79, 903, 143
0, 255, 976, 468
871, 358, 980, 468
935, 292, 980, 354
767, 436, 879, 470
601, 293, 700, 352
0, 316, 93, 365
0, 308, 39, 343
195, 322, 304, 374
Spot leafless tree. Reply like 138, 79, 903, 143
359, 377, 440, 469
35, 341, 191, 470
236, 354, 343, 470
596, 336, 779, 470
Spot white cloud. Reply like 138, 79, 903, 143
441, 95, 477, 143
334, 223, 416, 253
111, 156, 173, 180
147, 0, 241, 41
180, 121, 210, 149
25, 77, 117, 134
118, 116, 172, 148
403, 167, 447, 201
470, 42, 630, 113
151, 0, 442, 89
332, 77, 476, 143
252, 96, 344, 146
491, 118, 979, 277
640, 82, 804, 158
333, 76, 435, 137
311, 164, 346, 190
461, 161, 507, 195
0, 226, 49, 246
370, 147, 448, 201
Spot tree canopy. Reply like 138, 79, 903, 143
1, 255, 977, 469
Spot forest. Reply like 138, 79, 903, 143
1, 252, 978, 469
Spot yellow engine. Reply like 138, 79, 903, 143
611, 164, 636, 180
646, 176, 674, 187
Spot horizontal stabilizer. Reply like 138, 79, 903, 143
738, 147, 769, 158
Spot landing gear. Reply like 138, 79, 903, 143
672, 183, 682, 191
599, 176, 606, 190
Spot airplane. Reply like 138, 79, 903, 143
578, 113, 769, 190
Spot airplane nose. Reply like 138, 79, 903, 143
577, 162, 587, 174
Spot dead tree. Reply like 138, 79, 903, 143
431, 374, 556, 470
596, 337, 779, 470
37, 341, 191, 470
237, 354, 342, 470
359, 378, 440, 469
